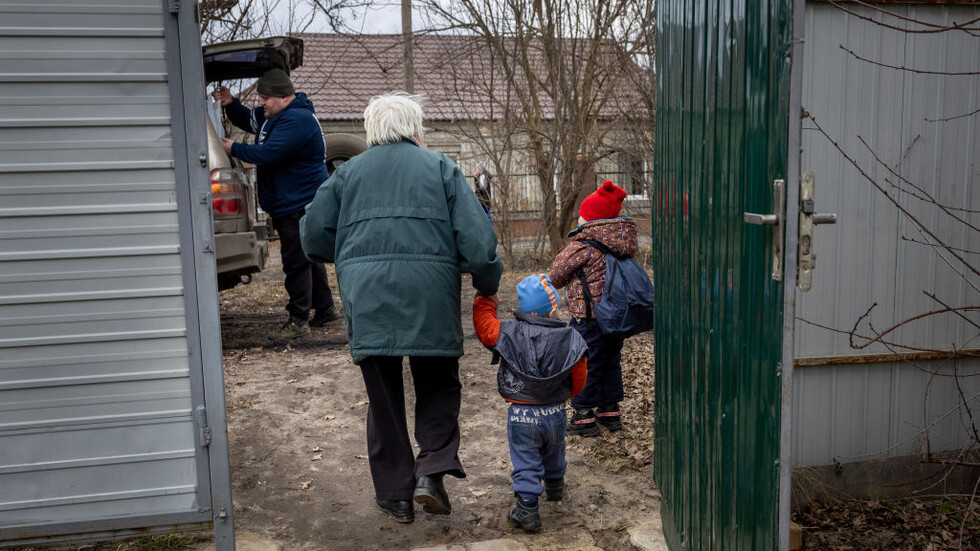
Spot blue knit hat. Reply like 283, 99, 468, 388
517, 274, 559, 316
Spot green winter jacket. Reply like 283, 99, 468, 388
300, 139, 503, 363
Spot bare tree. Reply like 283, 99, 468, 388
414, 0, 656, 256
200, 0, 369, 44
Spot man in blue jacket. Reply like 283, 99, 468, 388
213, 69, 337, 339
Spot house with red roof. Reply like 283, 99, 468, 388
288, 33, 654, 222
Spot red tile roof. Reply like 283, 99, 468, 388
289, 33, 640, 123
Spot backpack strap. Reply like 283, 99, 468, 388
579, 238, 626, 259
576, 239, 627, 317
575, 239, 614, 320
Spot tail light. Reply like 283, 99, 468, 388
210, 169, 245, 218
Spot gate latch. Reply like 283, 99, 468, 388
798, 171, 837, 292
743, 179, 785, 282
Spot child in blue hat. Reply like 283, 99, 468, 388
472, 274, 589, 532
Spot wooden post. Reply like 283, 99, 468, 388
790, 521, 803, 550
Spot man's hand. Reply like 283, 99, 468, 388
211, 86, 233, 107
220, 137, 234, 156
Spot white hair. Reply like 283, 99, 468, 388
363, 92, 426, 146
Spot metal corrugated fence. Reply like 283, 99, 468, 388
0, 0, 201, 532
792, 2, 980, 467
654, 0, 793, 548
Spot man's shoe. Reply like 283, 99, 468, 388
309, 307, 340, 327
544, 477, 564, 501
597, 404, 623, 432
566, 408, 600, 437
507, 497, 541, 533
270, 316, 311, 340
413, 475, 451, 515
376, 498, 414, 523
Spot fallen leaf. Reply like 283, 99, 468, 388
310, 446, 322, 452
299, 480, 312, 490
355, 454, 368, 460
311, 454, 322, 461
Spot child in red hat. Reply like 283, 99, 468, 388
548, 180, 637, 436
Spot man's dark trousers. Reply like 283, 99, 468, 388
359, 356, 465, 501
272, 210, 333, 320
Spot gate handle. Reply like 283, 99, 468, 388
812, 213, 837, 225
743, 179, 785, 281
744, 212, 778, 225
798, 172, 837, 291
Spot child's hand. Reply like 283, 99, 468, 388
474, 291, 499, 306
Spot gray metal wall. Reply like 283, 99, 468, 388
0, 0, 232, 546
794, 2, 980, 466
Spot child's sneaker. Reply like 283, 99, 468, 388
597, 404, 623, 432
507, 496, 541, 533
566, 408, 600, 437
543, 477, 564, 501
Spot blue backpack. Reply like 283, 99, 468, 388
575, 239, 655, 339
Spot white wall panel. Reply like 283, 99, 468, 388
794, 2, 980, 467
792, 358, 980, 467
0, 0, 206, 534
797, 2, 980, 357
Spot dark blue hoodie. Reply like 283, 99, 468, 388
225, 92, 329, 217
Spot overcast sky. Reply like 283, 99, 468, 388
270, 1, 414, 35
344, 3, 404, 33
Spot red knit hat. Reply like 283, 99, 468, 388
579, 180, 627, 222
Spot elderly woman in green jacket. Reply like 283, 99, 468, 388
300, 93, 503, 524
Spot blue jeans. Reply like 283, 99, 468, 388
569, 318, 625, 409
507, 403, 567, 499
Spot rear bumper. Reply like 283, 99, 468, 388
215, 231, 267, 277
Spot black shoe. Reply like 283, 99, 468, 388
269, 315, 311, 340
376, 498, 414, 523
309, 307, 340, 327
566, 408, 600, 437
597, 404, 623, 432
413, 474, 451, 515
544, 477, 564, 501
507, 498, 541, 533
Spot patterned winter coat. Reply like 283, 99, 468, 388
548, 218, 638, 319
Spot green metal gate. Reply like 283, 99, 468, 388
653, 0, 801, 548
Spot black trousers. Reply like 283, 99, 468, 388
359, 356, 465, 501
569, 318, 625, 410
272, 210, 333, 320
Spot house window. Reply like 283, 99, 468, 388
617, 152, 647, 198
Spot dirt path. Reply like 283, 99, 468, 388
217, 244, 661, 550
